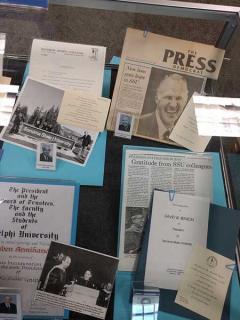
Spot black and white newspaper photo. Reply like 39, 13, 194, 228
118, 147, 213, 271
107, 28, 225, 145
136, 68, 205, 143
0, 78, 98, 166
35, 241, 119, 320
0, 289, 22, 320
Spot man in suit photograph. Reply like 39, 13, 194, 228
40, 144, 53, 162
0, 296, 17, 314
137, 73, 189, 142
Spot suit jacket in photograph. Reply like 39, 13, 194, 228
0, 302, 17, 314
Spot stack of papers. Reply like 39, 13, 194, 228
0, 39, 109, 167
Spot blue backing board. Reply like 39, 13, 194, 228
114, 145, 240, 320
0, 63, 112, 186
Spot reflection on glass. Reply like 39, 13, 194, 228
132, 283, 159, 320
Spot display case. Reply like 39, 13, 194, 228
0, 1, 240, 319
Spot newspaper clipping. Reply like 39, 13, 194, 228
119, 148, 213, 271
107, 28, 225, 144
35, 241, 119, 320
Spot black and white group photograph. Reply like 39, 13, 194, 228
36, 241, 119, 319
136, 67, 206, 143
0, 78, 98, 166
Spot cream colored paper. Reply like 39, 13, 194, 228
169, 95, 211, 152
107, 28, 224, 145
57, 90, 110, 132
175, 244, 234, 320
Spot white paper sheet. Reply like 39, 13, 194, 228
144, 190, 210, 290
169, 95, 211, 151
29, 39, 106, 95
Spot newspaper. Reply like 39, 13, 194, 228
107, 28, 225, 144
119, 148, 213, 271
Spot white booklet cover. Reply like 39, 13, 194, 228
144, 189, 210, 290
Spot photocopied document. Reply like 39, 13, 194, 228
169, 95, 211, 152
175, 244, 234, 320
57, 90, 111, 132
193, 95, 240, 137
29, 39, 106, 95
144, 190, 210, 290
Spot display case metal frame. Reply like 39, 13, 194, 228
50, 0, 240, 49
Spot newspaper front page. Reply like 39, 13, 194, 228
107, 28, 225, 145
119, 148, 213, 271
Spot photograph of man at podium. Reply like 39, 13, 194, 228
36, 242, 119, 319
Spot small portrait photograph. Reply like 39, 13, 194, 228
0, 291, 22, 320
39, 143, 54, 162
115, 112, 134, 139
118, 113, 132, 132
0, 295, 17, 314
36, 241, 119, 319
36, 142, 57, 170
124, 207, 148, 254
136, 68, 206, 143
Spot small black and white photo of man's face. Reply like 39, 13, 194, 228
118, 114, 131, 132
40, 144, 53, 162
